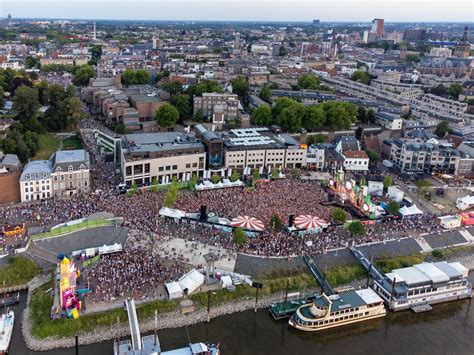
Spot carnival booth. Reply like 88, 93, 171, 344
231, 216, 265, 232
460, 212, 474, 225
294, 215, 329, 234
438, 215, 462, 229
59, 257, 82, 319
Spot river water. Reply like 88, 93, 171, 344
9, 290, 474, 355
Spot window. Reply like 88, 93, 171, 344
126, 166, 132, 176
159, 166, 164, 172
68, 165, 73, 172
172, 165, 178, 170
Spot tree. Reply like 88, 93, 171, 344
229, 170, 240, 182
0, 86, 4, 109
271, 168, 279, 179
350, 70, 371, 85
291, 168, 301, 178
160, 81, 183, 95
404, 54, 420, 64
387, 200, 400, 215
307, 133, 325, 145
252, 169, 260, 182
303, 105, 326, 131
367, 109, 376, 123
73, 64, 95, 86
272, 97, 305, 132
259, 84, 271, 102
25, 56, 39, 69
12, 85, 40, 129
128, 182, 138, 195
233, 227, 246, 246
431, 84, 447, 97
155, 103, 179, 128
383, 176, 393, 189
189, 174, 197, 189
252, 104, 272, 125
416, 179, 432, 190
188, 80, 223, 97
150, 177, 159, 192
211, 173, 221, 184
298, 74, 320, 90
365, 148, 380, 166
269, 214, 284, 232
435, 121, 451, 138
279, 45, 287, 57
231, 76, 249, 99
332, 207, 347, 223
170, 93, 191, 120
121, 69, 150, 85
357, 106, 367, 123
88, 45, 103, 66
348, 221, 365, 237
323, 101, 356, 130
447, 83, 462, 100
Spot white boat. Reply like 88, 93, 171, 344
289, 289, 386, 332
0, 311, 14, 354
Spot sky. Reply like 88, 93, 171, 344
1, 0, 473, 22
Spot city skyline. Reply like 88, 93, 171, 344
2, 0, 474, 22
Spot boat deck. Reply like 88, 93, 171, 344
410, 304, 433, 313
269, 299, 307, 320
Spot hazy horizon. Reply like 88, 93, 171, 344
2, 0, 474, 23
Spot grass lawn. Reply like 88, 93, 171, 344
30, 281, 179, 339
0, 256, 41, 287
34, 133, 60, 160
63, 135, 83, 150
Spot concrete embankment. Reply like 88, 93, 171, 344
22, 292, 290, 351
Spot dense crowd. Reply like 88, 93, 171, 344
177, 178, 334, 224
86, 232, 185, 302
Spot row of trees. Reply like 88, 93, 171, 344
1, 80, 84, 162
252, 98, 358, 132
122, 69, 151, 85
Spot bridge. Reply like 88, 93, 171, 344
348, 246, 385, 283
125, 298, 142, 352
302, 255, 334, 295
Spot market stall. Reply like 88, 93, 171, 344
231, 216, 265, 231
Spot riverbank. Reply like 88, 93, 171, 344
21, 247, 474, 351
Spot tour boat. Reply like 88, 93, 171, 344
0, 311, 14, 354
289, 288, 386, 332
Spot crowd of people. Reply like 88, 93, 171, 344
85, 232, 185, 302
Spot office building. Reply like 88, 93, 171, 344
120, 132, 206, 185
223, 127, 306, 172
371, 19, 384, 38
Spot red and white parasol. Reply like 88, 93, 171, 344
294, 215, 328, 230
231, 216, 265, 231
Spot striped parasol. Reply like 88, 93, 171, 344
231, 216, 265, 231
294, 215, 328, 230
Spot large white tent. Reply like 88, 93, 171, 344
159, 207, 186, 219
165, 281, 183, 299
178, 269, 205, 295
399, 204, 423, 217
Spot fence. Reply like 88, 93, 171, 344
30, 219, 117, 241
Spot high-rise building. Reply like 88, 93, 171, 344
93, 21, 96, 40
7, 14, 12, 23
234, 32, 240, 50
313, 19, 320, 26
370, 18, 384, 38
453, 25, 471, 59
152, 37, 161, 49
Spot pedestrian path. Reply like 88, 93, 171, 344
459, 229, 474, 243
413, 235, 433, 252
156, 237, 236, 272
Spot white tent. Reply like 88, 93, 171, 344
165, 281, 183, 299
456, 195, 474, 210
399, 204, 423, 217
221, 275, 233, 289
159, 207, 186, 219
178, 269, 205, 295
98, 243, 122, 255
